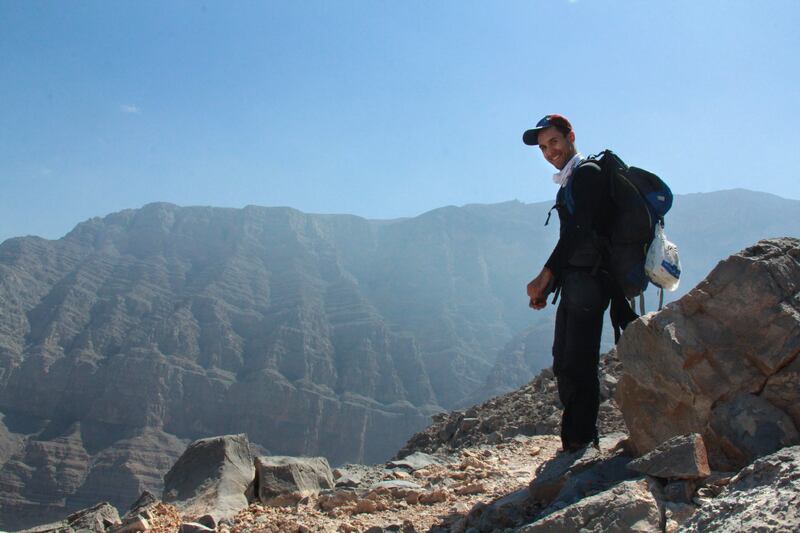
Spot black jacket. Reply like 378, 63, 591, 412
544, 160, 613, 280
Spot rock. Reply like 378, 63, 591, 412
627, 433, 710, 480
369, 479, 423, 492
419, 489, 448, 505
194, 514, 216, 529
460, 418, 480, 432
543, 456, 639, 513
68, 502, 123, 532
109, 515, 149, 533
355, 498, 380, 514
387, 452, 444, 471
599, 373, 618, 401
682, 445, 800, 531
255, 455, 334, 505
617, 238, 800, 470
466, 487, 530, 531
334, 472, 362, 488
318, 490, 360, 512
123, 490, 159, 519
178, 522, 214, 533
454, 482, 485, 496
20, 502, 122, 533
438, 415, 462, 443
528, 433, 633, 508
363, 522, 416, 533
518, 479, 661, 532
162, 434, 254, 522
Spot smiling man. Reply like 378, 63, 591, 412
523, 114, 613, 453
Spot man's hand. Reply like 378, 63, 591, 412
527, 267, 554, 310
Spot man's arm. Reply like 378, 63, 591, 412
527, 163, 606, 310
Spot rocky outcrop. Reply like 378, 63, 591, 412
255, 455, 335, 505
162, 434, 254, 522
682, 445, 800, 532
617, 238, 800, 470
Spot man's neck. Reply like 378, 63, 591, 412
553, 152, 584, 187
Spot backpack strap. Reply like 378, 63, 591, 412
544, 203, 557, 226
577, 160, 602, 172
610, 288, 639, 344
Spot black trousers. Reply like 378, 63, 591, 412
552, 270, 611, 450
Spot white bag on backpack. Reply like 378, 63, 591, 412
645, 224, 681, 291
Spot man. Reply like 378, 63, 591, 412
523, 114, 613, 453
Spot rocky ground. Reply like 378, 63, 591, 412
108, 434, 564, 533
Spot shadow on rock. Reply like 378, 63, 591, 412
426, 433, 638, 532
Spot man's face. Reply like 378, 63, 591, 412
537, 127, 576, 171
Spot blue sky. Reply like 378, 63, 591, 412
1, 0, 798, 243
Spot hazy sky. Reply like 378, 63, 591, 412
2, 1, 798, 243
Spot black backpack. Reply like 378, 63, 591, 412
582, 150, 673, 300
549, 150, 673, 341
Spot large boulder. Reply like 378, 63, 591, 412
519, 479, 661, 532
255, 455, 334, 505
162, 434, 254, 522
682, 445, 800, 532
627, 433, 710, 480
617, 238, 800, 470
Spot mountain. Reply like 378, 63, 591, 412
0, 191, 798, 529
21, 237, 800, 532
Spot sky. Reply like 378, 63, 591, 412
1, 0, 799, 243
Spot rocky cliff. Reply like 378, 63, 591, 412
14, 237, 800, 533
1, 195, 799, 530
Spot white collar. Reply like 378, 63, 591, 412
552, 153, 584, 188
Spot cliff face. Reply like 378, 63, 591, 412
0, 201, 548, 529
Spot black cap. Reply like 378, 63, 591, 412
522, 114, 573, 146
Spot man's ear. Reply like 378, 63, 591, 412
567, 130, 575, 143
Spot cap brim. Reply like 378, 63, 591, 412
522, 128, 543, 146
